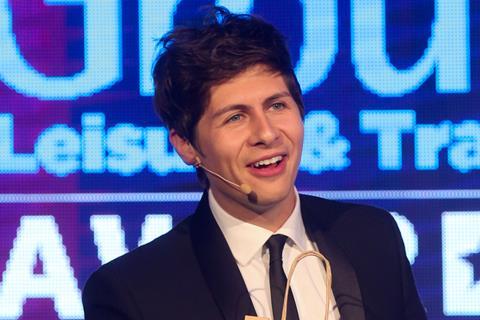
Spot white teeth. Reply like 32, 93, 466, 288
253, 155, 283, 168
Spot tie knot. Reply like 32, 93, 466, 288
266, 234, 288, 262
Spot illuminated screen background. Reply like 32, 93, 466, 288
1, 0, 479, 319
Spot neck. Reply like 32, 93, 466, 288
210, 187, 297, 232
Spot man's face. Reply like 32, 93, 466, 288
194, 65, 304, 218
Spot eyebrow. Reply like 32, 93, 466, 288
211, 91, 292, 120
263, 91, 291, 106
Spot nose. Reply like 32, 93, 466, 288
248, 112, 280, 146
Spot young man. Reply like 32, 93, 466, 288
82, 7, 426, 320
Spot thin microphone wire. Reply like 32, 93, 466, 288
194, 157, 252, 195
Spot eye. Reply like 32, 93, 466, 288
227, 113, 242, 123
271, 102, 286, 110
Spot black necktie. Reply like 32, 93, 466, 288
266, 234, 300, 320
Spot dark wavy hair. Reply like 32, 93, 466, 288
152, 6, 304, 144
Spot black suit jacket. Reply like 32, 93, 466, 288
82, 193, 427, 319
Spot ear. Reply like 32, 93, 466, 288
169, 129, 198, 166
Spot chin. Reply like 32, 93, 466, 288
253, 185, 293, 205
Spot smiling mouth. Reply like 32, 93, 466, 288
250, 155, 284, 169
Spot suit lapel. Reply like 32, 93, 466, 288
300, 195, 366, 320
191, 192, 256, 320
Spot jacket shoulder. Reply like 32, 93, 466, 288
299, 193, 396, 231
82, 216, 213, 318
299, 193, 402, 269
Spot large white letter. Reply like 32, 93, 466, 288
301, 111, 350, 173
139, 214, 173, 246
90, 215, 128, 265
91, 214, 173, 264
442, 211, 480, 315
139, 0, 181, 95
0, 114, 38, 173
0, 0, 121, 100
352, 0, 470, 96
216, 0, 253, 13
295, 0, 337, 94
390, 212, 418, 265
360, 110, 415, 170
0, 216, 83, 319
145, 127, 193, 175
219, 0, 337, 94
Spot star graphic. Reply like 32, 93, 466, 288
463, 250, 480, 283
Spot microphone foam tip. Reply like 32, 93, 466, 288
240, 183, 252, 195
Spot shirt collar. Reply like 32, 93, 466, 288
209, 188, 310, 266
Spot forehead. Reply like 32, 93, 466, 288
205, 65, 289, 114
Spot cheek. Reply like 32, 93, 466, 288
207, 137, 243, 167
288, 120, 304, 144
297, 122, 304, 141
289, 123, 304, 162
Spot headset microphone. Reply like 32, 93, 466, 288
194, 157, 253, 196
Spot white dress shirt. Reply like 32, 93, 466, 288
209, 189, 340, 320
